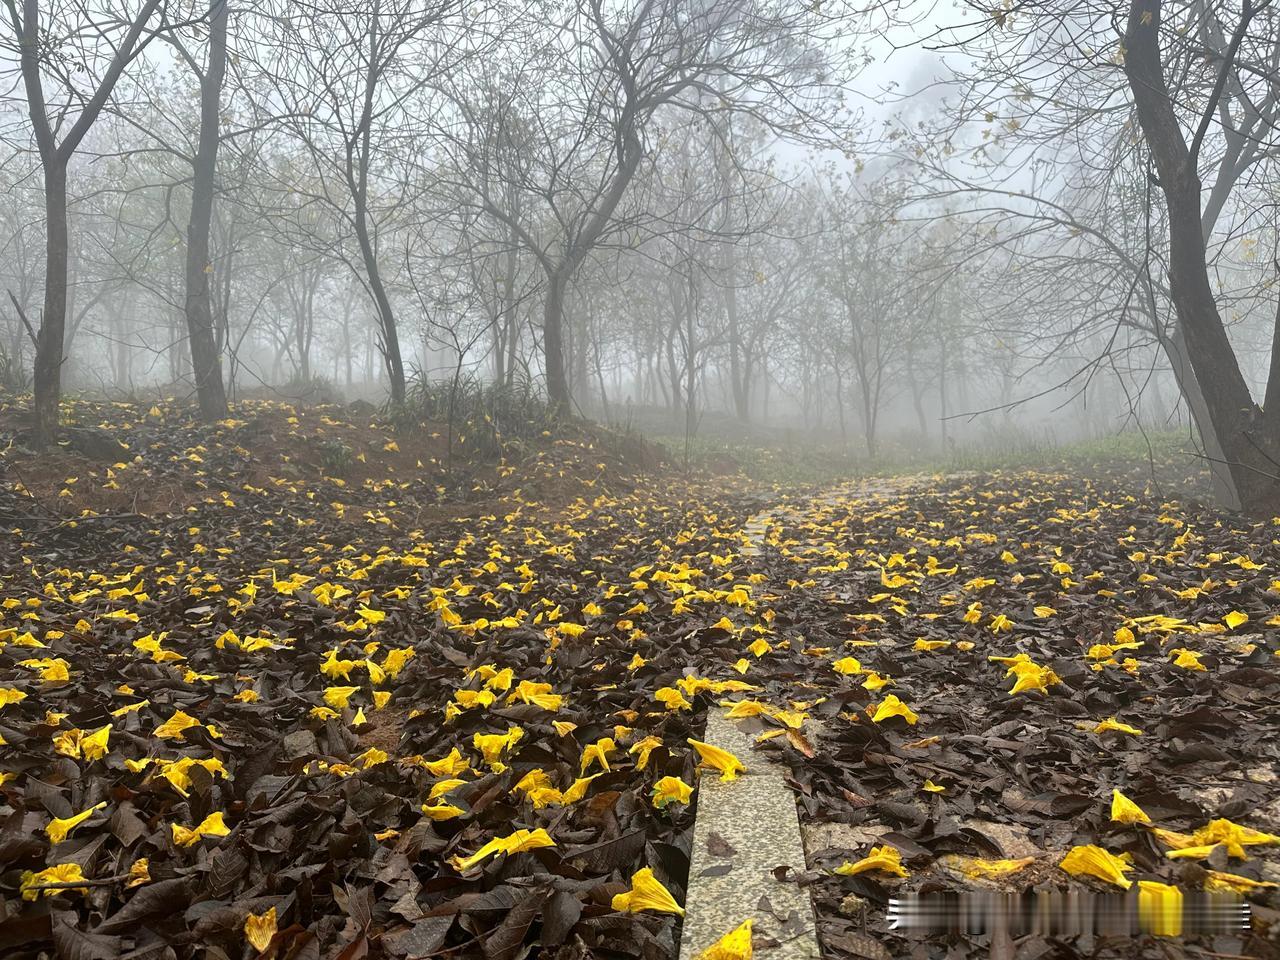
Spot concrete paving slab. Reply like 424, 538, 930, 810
678, 709, 820, 960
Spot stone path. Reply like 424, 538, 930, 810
678, 505, 819, 960
680, 479, 941, 959
678, 709, 821, 960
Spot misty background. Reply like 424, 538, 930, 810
2, 0, 1277, 470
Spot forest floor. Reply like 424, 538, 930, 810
0, 398, 1277, 960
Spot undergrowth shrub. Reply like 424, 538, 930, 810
396, 371, 557, 459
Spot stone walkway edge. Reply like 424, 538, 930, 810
678, 506, 819, 959
677, 709, 821, 960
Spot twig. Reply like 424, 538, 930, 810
24, 873, 131, 891
7, 290, 39, 349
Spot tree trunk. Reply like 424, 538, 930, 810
349, 0, 404, 406
543, 270, 570, 413
355, 213, 404, 404
32, 160, 68, 446
184, 0, 229, 420
1160, 324, 1240, 510
12, 0, 161, 444
723, 250, 747, 421
1124, 0, 1279, 513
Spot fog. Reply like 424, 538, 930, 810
2, 1, 1279, 499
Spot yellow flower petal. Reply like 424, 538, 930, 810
127, 858, 150, 887
1165, 844, 1222, 861
870, 694, 918, 725
245, 906, 278, 953
420, 802, 465, 821
698, 918, 753, 960
611, 867, 684, 915
1094, 717, 1143, 737
652, 776, 693, 808
941, 854, 1035, 879
1204, 870, 1279, 893
20, 863, 88, 900
448, 827, 555, 872
834, 844, 909, 878
1059, 844, 1132, 888
46, 801, 107, 844
687, 739, 745, 781
1223, 610, 1248, 630
154, 709, 199, 739
1110, 789, 1150, 824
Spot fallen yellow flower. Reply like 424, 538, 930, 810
870, 694, 918, 725
1192, 818, 1280, 858
652, 776, 693, 808
1168, 648, 1207, 671
1007, 662, 1060, 695
322, 686, 360, 709
1223, 610, 1248, 630
913, 639, 950, 652
655, 687, 693, 711
46, 801, 107, 844
941, 854, 1035, 879
832, 657, 862, 675
428, 777, 467, 800
245, 906, 277, 953
687, 739, 745, 781
473, 726, 523, 769
698, 918, 753, 960
20, 863, 88, 900
449, 827, 555, 872
629, 736, 663, 770
0, 688, 28, 708
722, 699, 770, 719
19, 657, 70, 682
612, 867, 684, 915
1094, 717, 1143, 737
1166, 844, 1222, 861
420, 802, 465, 821
171, 811, 231, 847
124, 858, 150, 888
1150, 827, 1197, 849
508, 680, 562, 711
420, 748, 470, 778
1204, 870, 1279, 893
52, 722, 112, 761
835, 844, 909, 878
1059, 845, 1132, 888
1110, 789, 1150, 825
581, 737, 617, 773
154, 709, 200, 739
453, 689, 495, 710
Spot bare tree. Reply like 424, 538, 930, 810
168, 0, 230, 418
249, 0, 464, 406
445, 0, 853, 413
1, 0, 173, 444
1123, 0, 1280, 512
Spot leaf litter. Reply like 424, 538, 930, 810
738, 474, 1280, 959
2, 404, 1279, 959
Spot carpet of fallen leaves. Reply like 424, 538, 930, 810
746, 475, 1280, 960
1, 401, 1278, 960
0, 399, 771, 960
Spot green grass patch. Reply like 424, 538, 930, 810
643, 427, 1208, 490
